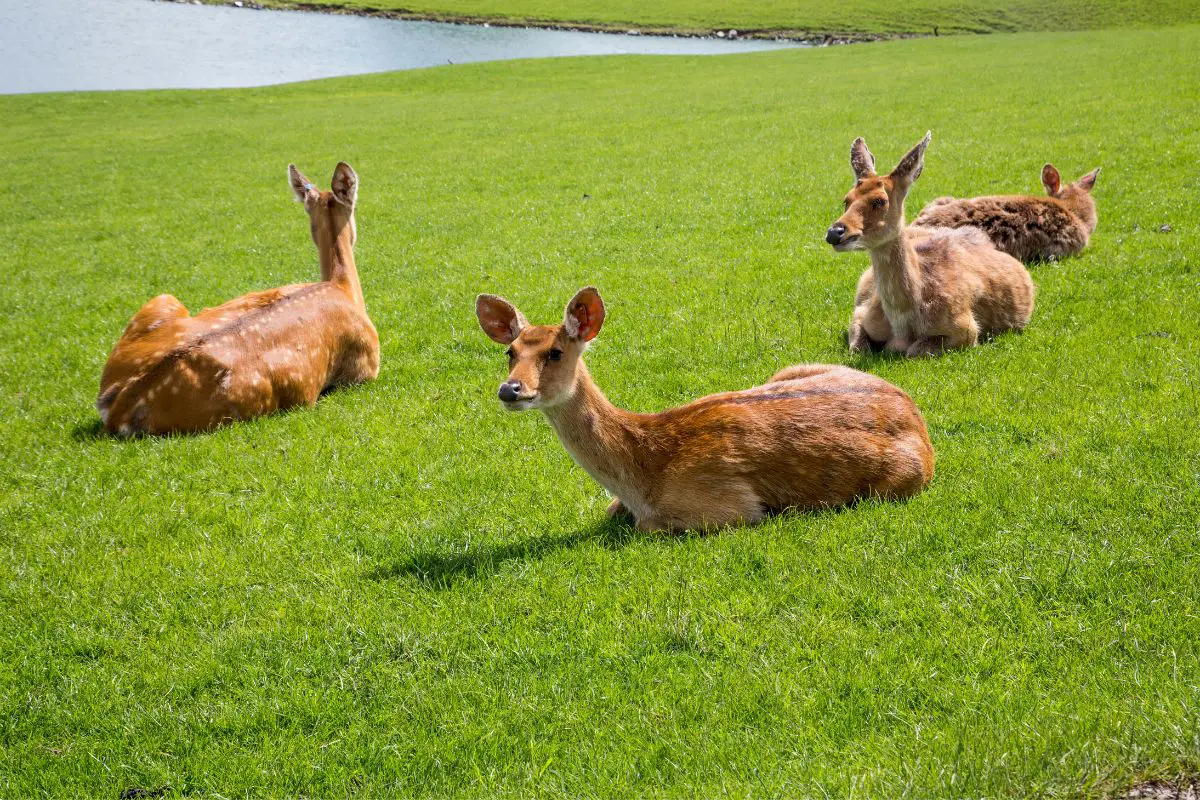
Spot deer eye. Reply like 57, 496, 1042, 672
548, 348, 563, 362
871, 198, 887, 209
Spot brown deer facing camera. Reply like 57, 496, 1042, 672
913, 163, 1100, 262
826, 132, 1035, 357
476, 287, 935, 532
97, 163, 380, 436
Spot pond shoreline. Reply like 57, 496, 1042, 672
159, 0, 916, 45
5, 0, 803, 94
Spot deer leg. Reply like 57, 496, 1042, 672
635, 514, 671, 533
904, 336, 949, 357
605, 497, 630, 518
936, 312, 981, 351
654, 482, 764, 534
907, 313, 978, 356
331, 343, 380, 388
350, 346, 381, 383
850, 299, 891, 353
848, 320, 871, 352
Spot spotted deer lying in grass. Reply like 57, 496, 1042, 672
475, 287, 934, 532
913, 163, 1100, 262
97, 163, 380, 436
826, 132, 1035, 357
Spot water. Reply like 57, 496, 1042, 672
0, 0, 800, 94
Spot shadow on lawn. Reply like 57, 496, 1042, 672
844, 350, 907, 371
71, 418, 105, 441
366, 501, 864, 590
366, 515, 663, 590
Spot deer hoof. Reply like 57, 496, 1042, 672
605, 498, 629, 517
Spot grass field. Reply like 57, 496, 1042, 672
2, 23, 1200, 799
245, 0, 1200, 37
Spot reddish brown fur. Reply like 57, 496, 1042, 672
97, 163, 379, 436
912, 164, 1100, 262
476, 288, 934, 532
827, 133, 1035, 357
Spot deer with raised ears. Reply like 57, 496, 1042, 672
826, 132, 1035, 357
475, 287, 935, 533
912, 163, 1100, 262
96, 162, 380, 436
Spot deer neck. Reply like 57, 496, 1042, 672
868, 228, 923, 334
541, 360, 650, 512
1064, 194, 1098, 234
319, 221, 364, 310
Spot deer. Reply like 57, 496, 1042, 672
825, 132, 1036, 357
96, 162, 380, 437
475, 287, 935, 533
912, 163, 1100, 262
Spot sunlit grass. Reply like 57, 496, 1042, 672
1, 25, 1198, 798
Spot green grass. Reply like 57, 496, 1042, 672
246, 0, 1200, 37
2, 24, 1199, 799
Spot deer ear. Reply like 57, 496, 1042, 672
563, 287, 605, 342
476, 294, 527, 345
890, 131, 931, 189
1041, 164, 1062, 196
331, 162, 358, 207
289, 164, 315, 203
850, 138, 876, 179
1076, 167, 1100, 193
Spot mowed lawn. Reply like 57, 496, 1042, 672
2, 25, 1199, 798
253, 0, 1200, 37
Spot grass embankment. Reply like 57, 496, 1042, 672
2, 25, 1199, 799
236, 0, 1200, 38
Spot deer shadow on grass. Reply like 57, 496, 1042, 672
365, 502, 870, 591
365, 514, 662, 590
71, 418, 105, 441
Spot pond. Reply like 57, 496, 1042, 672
1, 0, 801, 94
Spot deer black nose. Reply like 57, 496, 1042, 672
498, 380, 522, 403
826, 222, 847, 245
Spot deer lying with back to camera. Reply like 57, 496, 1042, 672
97, 163, 379, 436
913, 163, 1100, 262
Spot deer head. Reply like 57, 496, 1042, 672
826, 132, 931, 251
475, 287, 605, 411
289, 162, 358, 267
1043, 163, 1100, 231
1042, 163, 1100, 199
